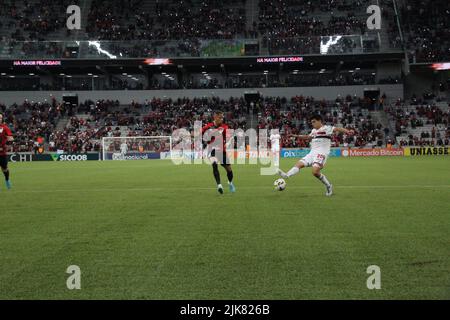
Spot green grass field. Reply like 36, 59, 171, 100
1, 157, 449, 299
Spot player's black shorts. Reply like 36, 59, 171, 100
209, 149, 231, 165
0, 155, 8, 170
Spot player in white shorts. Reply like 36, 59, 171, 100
120, 141, 128, 158
277, 114, 354, 196
269, 131, 281, 167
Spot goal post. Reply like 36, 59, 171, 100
101, 136, 172, 160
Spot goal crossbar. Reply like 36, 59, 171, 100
101, 136, 172, 160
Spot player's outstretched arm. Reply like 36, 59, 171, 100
7, 136, 14, 142
290, 134, 312, 140
332, 127, 355, 135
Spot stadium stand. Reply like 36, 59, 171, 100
3, 97, 249, 152
0, 0, 80, 41
87, 0, 249, 40
0, 0, 408, 58
5, 94, 447, 153
387, 98, 450, 146
1, 0, 449, 62
1, 97, 65, 152
400, 0, 450, 63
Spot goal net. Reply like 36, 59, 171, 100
101, 136, 172, 160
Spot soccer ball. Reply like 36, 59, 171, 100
273, 178, 286, 191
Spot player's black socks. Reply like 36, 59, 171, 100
212, 163, 221, 185
3, 169, 9, 181
227, 170, 233, 183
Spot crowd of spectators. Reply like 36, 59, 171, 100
3, 94, 449, 153
5, 97, 248, 153
86, 0, 250, 41
0, 97, 66, 152
0, 0, 403, 59
0, 0, 79, 41
1, 0, 449, 62
400, 0, 450, 63
386, 95, 450, 146
258, 0, 380, 55
398, 128, 450, 147
257, 94, 389, 148
258, 0, 368, 37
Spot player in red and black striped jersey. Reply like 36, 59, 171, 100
0, 113, 14, 189
201, 111, 235, 194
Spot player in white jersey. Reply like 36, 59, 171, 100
120, 142, 128, 157
269, 131, 281, 167
277, 114, 354, 196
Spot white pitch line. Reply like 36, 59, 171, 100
4, 185, 450, 194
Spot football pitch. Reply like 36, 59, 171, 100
1, 157, 449, 300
